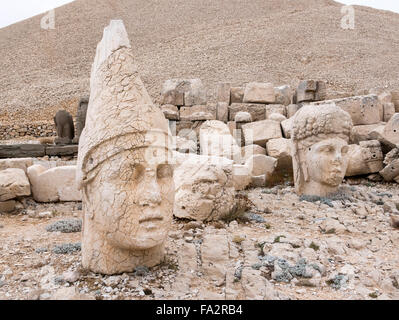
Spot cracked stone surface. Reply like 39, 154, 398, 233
76, 20, 174, 275
173, 154, 236, 222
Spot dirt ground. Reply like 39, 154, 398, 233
1, 181, 398, 300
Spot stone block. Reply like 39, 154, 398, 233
0, 158, 34, 173
378, 92, 392, 104
286, 104, 300, 118
281, 118, 293, 139
27, 165, 81, 202
311, 95, 380, 125
184, 79, 207, 106
314, 81, 327, 101
176, 121, 204, 142
369, 124, 396, 153
216, 102, 229, 122
235, 112, 252, 123
245, 154, 277, 178
266, 104, 286, 118
266, 138, 293, 184
228, 103, 266, 122
217, 83, 231, 104
240, 144, 267, 164
0, 144, 45, 159
180, 104, 216, 121
242, 120, 282, 147
201, 234, 229, 280
370, 114, 399, 151
346, 141, 384, 177
161, 104, 179, 120
296, 80, 326, 103
243, 82, 275, 104
230, 87, 244, 104
274, 85, 292, 106
380, 159, 399, 182
232, 165, 251, 191
350, 124, 382, 144
0, 168, 31, 201
266, 138, 292, 162
249, 175, 266, 188
268, 113, 286, 123
392, 91, 399, 112
174, 136, 197, 154
160, 79, 185, 106
199, 121, 240, 160
383, 103, 395, 122
382, 113, 399, 145
46, 145, 79, 157
227, 121, 236, 136
0, 200, 16, 213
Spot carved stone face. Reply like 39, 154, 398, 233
303, 138, 349, 187
174, 160, 235, 222
84, 147, 174, 251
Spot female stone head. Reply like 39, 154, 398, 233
291, 104, 353, 197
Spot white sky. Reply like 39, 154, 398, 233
337, 0, 399, 13
0, 0, 398, 29
0, 0, 75, 28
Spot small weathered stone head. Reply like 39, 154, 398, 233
76, 20, 174, 274
54, 110, 75, 145
291, 104, 353, 197
173, 155, 235, 222
72, 96, 89, 144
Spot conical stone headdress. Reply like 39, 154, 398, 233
76, 20, 172, 189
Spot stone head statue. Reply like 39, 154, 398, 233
291, 104, 353, 197
72, 96, 89, 144
54, 110, 75, 145
76, 20, 174, 275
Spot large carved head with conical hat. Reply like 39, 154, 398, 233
77, 20, 174, 275
291, 104, 353, 197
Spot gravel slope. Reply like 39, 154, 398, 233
0, 0, 399, 123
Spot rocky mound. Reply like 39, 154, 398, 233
1, 0, 399, 123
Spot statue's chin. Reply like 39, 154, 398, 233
324, 175, 344, 187
107, 231, 166, 251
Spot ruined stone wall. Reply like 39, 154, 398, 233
0, 122, 56, 140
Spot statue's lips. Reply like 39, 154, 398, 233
329, 167, 343, 175
139, 211, 164, 224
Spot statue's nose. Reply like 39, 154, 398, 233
138, 171, 162, 207
333, 151, 343, 163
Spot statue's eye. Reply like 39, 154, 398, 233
341, 146, 349, 154
157, 164, 173, 179
317, 145, 333, 153
120, 164, 143, 181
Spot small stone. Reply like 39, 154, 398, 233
27, 210, 36, 218
134, 266, 149, 277
39, 292, 51, 300
63, 271, 80, 283
183, 221, 203, 230
103, 276, 122, 287
38, 211, 53, 219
